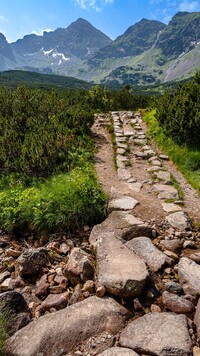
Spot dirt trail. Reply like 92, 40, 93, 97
92, 111, 200, 226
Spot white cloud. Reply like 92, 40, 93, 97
74, 0, 114, 11
32, 28, 53, 36
179, 1, 199, 11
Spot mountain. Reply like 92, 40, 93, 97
156, 12, 200, 59
88, 19, 166, 62
0, 12, 199, 86
11, 18, 112, 59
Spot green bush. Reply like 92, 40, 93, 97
155, 71, 200, 148
0, 86, 94, 177
0, 165, 106, 235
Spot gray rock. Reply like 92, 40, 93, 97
108, 196, 139, 213
154, 184, 178, 199
165, 281, 182, 294
41, 291, 69, 311
15, 248, 49, 280
159, 239, 182, 253
162, 203, 182, 213
166, 211, 191, 231
117, 168, 132, 181
64, 247, 94, 285
0, 291, 30, 336
194, 298, 200, 339
147, 165, 162, 172
162, 291, 194, 314
126, 236, 170, 272
95, 232, 148, 298
120, 312, 192, 355
0, 271, 11, 284
126, 182, 143, 193
99, 347, 139, 355
6, 296, 130, 356
178, 257, 200, 297
89, 211, 152, 246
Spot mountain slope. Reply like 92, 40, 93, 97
88, 19, 166, 62
156, 12, 200, 59
0, 70, 92, 89
0, 13, 199, 86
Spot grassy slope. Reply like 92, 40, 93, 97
143, 109, 200, 194
0, 70, 92, 90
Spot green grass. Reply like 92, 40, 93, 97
143, 109, 200, 194
0, 307, 7, 356
0, 165, 106, 236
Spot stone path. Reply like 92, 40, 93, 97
2, 111, 200, 355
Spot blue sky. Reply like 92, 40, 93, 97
0, 0, 199, 42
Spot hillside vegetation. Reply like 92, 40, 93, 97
0, 84, 151, 237
143, 71, 200, 193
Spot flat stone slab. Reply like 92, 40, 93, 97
108, 196, 139, 213
100, 347, 139, 355
126, 236, 170, 272
154, 184, 178, 199
116, 143, 127, 149
126, 182, 143, 193
89, 211, 152, 246
116, 154, 128, 162
155, 171, 171, 182
162, 203, 182, 213
150, 159, 162, 166
178, 257, 200, 297
117, 148, 126, 155
6, 296, 130, 356
117, 168, 132, 181
134, 139, 147, 145
116, 137, 126, 143
95, 233, 148, 298
120, 312, 192, 355
147, 166, 162, 172
124, 130, 135, 136
166, 211, 191, 231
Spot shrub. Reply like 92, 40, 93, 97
0, 165, 106, 235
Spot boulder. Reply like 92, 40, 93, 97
0, 291, 30, 336
120, 312, 192, 355
162, 291, 194, 314
6, 296, 130, 356
64, 247, 94, 285
178, 257, 200, 297
15, 248, 49, 280
89, 211, 152, 246
94, 232, 148, 298
126, 236, 171, 272
166, 212, 191, 231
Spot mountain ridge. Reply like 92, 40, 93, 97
0, 12, 199, 86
